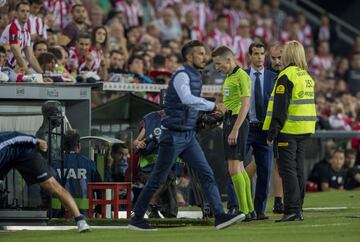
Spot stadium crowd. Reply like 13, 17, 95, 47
0, 0, 359, 193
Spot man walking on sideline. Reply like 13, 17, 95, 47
129, 40, 245, 231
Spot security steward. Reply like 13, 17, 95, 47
263, 40, 317, 222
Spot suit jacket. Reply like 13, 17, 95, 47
246, 68, 277, 117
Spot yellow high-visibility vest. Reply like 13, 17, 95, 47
263, 66, 317, 134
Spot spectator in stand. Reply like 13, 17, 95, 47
48, 46, 70, 75
107, 19, 129, 60
328, 101, 352, 131
344, 149, 360, 190
227, 0, 249, 37
59, 4, 90, 47
269, 0, 286, 36
308, 141, 336, 189
207, 14, 233, 50
278, 16, 292, 44
346, 52, 360, 96
67, 32, 92, 74
127, 55, 152, 84
233, 19, 252, 68
305, 45, 321, 78
38, 52, 57, 74
167, 52, 182, 72
0, 1, 42, 74
181, 10, 205, 42
315, 13, 337, 52
108, 49, 127, 74
28, 0, 47, 42
43, 0, 78, 31
156, 7, 182, 43
33, 40, 48, 59
90, 26, 108, 75
0, 45, 17, 82
319, 148, 347, 191
351, 109, 360, 158
296, 12, 312, 47
335, 57, 349, 80
115, 0, 143, 32
46, 30, 59, 47
314, 40, 333, 72
349, 36, 360, 58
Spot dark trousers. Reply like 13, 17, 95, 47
133, 129, 224, 217
277, 133, 309, 214
247, 127, 273, 214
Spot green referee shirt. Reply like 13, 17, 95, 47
223, 66, 251, 115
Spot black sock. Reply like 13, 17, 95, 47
274, 197, 282, 204
74, 215, 84, 222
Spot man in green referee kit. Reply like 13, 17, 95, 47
212, 46, 255, 220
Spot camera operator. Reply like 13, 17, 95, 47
133, 110, 179, 218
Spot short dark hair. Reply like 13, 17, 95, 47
110, 49, 122, 57
77, 32, 91, 41
211, 46, 234, 58
333, 148, 345, 155
64, 129, 80, 152
29, 0, 44, 5
169, 52, 183, 63
345, 149, 356, 157
48, 47, 63, 60
111, 143, 128, 157
153, 54, 166, 68
181, 40, 204, 60
248, 42, 266, 55
128, 55, 143, 66
37, 52, 56, 66
217, 14, 228, 21
33, 40, 48, 52
0, 46, 6, 54
15, 1, 30, 11
71, 4, 85, 13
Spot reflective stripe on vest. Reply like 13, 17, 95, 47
262, 66, 317, 134
269, 96, 315, 104
266, 112, 318, 121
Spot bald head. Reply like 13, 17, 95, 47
269, 44, 283, 72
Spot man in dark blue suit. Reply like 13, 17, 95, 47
245, 42, 277, 219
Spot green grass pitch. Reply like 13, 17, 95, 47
1, 191, 359, 242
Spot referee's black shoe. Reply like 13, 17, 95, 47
275, 212, 303, 222
273, 202, 284, 214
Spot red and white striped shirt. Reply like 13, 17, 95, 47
314, 54, 333, 71
299, 24, 312, 46
67, 46, 98, 73
27, 15, 47, 40
114, 0, 143, 30
0, 19, 31, 68
232, 35, 252, 68
89, 48, 103, 71
207, 29, 233, 49
44, 0, 73, 31
225, 8, 249, 36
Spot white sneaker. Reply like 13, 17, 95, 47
77, 220, 91, 233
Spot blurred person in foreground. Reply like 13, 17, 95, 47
0, 131, 90, 232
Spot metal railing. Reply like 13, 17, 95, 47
281, 0, 359, 45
